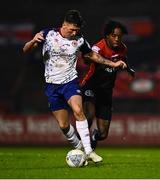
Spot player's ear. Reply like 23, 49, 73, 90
105, 35, 109, 39
62, 22, 67, 28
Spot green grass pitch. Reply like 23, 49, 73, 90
0, 146, 159, 179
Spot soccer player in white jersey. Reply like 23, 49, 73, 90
23, 9, 127, 163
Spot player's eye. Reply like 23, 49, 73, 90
112, 34, 121, 40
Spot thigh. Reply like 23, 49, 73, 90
45, 83, 68, 111
68, 95, 85, 120
63, 79, 85, 120
95, 90, 113, 121
83, 100, 95, 128
63, 79, 82, 102
81, 81, 95, 102
82, 83, 95, 119
52, 109, 69, 129
83, 101, 95, 118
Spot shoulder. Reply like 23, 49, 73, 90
77, 34, 91, 48
75, 33, 86, 43
40, 27, 57, 38
92, 39, 105, 53
93, 39, 106, 49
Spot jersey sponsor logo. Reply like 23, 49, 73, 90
105, 67, 116, 73
84, 90, 94, 97
60, 44, 70, 52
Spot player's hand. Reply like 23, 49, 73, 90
32, 32, 44, 43
113, 60, 127, 68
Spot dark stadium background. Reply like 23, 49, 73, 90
0, 0, 160, 146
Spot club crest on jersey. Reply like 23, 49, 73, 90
84, 90, 94, 97
72, 40, 78, 47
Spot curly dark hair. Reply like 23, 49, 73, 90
103, 20, 128, 36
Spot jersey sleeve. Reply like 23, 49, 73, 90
79, 63, 95, 87
79, 39, 92, 55
91, 39, 105, 56
40, 28, 52, 39
92, 45, 101, 53
38, 28, 52, 48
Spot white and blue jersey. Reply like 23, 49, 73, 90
41, 28, 92, 111
41, 28, 92, 84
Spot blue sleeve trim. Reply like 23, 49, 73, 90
41, 28, 52, 39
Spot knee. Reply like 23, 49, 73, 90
86, 112, 94, 122
73, 106, 84, 119
59, 121, 69, 130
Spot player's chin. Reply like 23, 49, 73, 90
112, 44, 119, 49
113, 43, 119, 48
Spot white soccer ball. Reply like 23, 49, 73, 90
66, 149, 86, 167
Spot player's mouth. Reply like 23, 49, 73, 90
113, 41, 120, 46
113, 43, 118, 47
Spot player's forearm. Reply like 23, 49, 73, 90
85, 51, 115, 67
95, 54, 115, 67
23, 39, 37, 53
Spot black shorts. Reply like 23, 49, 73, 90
82, 84, 113, 121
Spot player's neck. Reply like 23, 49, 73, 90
59, 27, 66, 38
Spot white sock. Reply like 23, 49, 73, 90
64, 124, 81, 149
76, 120, 92, 155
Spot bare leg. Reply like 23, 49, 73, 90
83, 100, 110, 149
97, 118, 110, 140
68, 95, 103, 162
83, 101, 95, 128
52, 109, 82, 149
68, 95, 92, 154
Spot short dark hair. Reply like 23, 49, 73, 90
64, 10, 85, 28
103, 20, 128, 36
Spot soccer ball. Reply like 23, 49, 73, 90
66, 149, 86, 167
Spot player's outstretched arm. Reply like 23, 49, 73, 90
84, 51, 127, 68
23, 32, 44, 53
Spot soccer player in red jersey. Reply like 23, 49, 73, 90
80, 20, 135, 149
